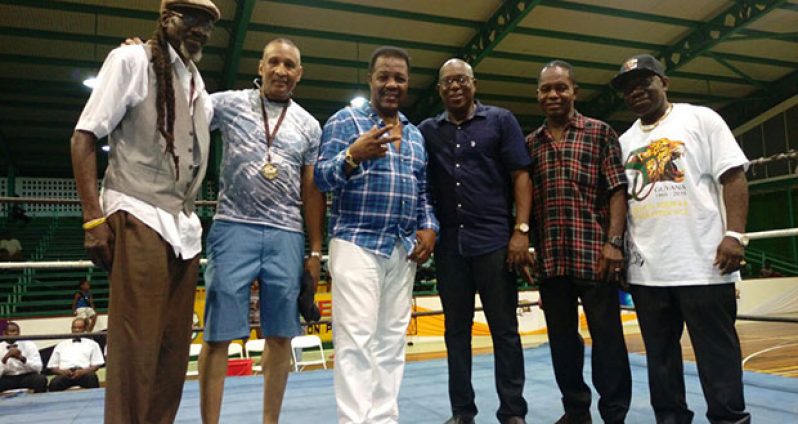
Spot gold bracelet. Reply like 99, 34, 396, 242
82, 217, 107, 231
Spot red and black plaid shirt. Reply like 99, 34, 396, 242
526, 112, 627, 281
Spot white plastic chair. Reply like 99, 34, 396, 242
290, 334, 326, 372
186, 343, 203, 376
227, 342, 244, 359
245, 339, 265, 374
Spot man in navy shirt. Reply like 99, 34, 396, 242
419, 58, 532, 424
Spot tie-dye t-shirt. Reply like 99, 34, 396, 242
210, 89, 321, 233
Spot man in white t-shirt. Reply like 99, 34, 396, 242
47, 318, 105, 392
612, 54, 750, 424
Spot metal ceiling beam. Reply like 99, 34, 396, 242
719, 69, 798, 130
705, 51, 774, 95
539, 0, 792, 42
0, 0, 233, 29
582, 0, 789, 120
0, 130, 15, 173
246, 23, 455, 54
267, 0, 480, 29
3, 21, 788, 86
220, 0, 256, 90
488, 50, 771, 85
412, 0, 544, 119
0, 46, 767, 90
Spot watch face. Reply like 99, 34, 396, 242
517, 223, 529, 233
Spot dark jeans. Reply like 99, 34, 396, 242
630, 284, 750, 424
436, 248, 527, 421
0, 372, 48, 393
48, 372, 100, 391
540, 277, 631, 423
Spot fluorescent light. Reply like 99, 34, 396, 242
83, 76, 98, 89
350, 96, 367, 108
101, 145, 110, 152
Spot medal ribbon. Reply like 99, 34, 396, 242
259, 97, 289, 164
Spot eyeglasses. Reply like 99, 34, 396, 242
169, 9, 215, 31
439, 75, 473, 88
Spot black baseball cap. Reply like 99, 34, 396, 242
610, 54, 666, 90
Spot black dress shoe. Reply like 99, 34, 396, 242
554, 412, 592, 424
444, 416, 475, 424
502, 417, 527, 424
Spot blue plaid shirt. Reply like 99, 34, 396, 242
314, 104, 439, 258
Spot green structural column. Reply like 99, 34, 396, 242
788, 187, 798, 264
7, 164, 15, 195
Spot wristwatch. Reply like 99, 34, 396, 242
725, 231, 749, 247
344, 148, 360, 168
308, 251, 322, 260
514, 223, 530, 234
607, 235, 624, 250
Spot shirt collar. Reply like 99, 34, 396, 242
536, 109, 585, 138
166, 43, 205, 93
360, 102, 410, 125
435, 101, 486, 125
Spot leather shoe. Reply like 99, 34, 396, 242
502, 417, 527, 424
444, 416, 475, 424
554, 412, 592, 424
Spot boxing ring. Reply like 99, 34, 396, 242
2, 196, 798, 422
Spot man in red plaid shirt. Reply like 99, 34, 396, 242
526, 60, 631, 424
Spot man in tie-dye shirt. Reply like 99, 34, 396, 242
198, 38, 326, 424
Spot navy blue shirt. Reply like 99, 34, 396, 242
419, 102, 531, 256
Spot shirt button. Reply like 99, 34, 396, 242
456, 182, 461, 187
455, 163, 460, 168
188, 147, 193, 153
459, 224, 464, 229
457, 203, 462, 208
189, 131, 195, 137
456, 144, 460, 148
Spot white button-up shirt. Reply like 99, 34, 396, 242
75, 43, 213, 259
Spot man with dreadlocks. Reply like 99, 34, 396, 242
70, 1, 219, 422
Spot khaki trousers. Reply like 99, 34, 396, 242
104, 211, 199, 424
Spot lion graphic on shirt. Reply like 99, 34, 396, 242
625, 138, 685, 201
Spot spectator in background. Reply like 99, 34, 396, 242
249, 280, 263, 340
47, 318, 104, 392
0, 322, 48, 393
72, 280, 98, 332
759, 260, 782, 278
10, 199, 32, 225
0, 231, 23, 262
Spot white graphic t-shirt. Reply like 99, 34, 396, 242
619, 103, 748, 286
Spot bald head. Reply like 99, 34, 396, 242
437, 58, 477, 119
439, 58, 474, 79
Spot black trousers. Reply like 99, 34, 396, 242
540, 277, 631, 423
630, 284, 750, 424
436, 248, 527, 421
48, 372, 100, 391
0, 372, 48, 393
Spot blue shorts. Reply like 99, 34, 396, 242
203, 220, 303, 341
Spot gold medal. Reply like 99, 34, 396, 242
261, 162, 279, 180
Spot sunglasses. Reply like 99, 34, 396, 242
169, 8, 215, 31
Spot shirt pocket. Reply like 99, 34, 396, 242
564, 154, 598, 188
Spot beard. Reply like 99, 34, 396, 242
180, 41, 203, 63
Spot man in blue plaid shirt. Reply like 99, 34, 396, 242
314, 45, 438, 424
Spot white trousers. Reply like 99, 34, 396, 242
329, 238, 416, 424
